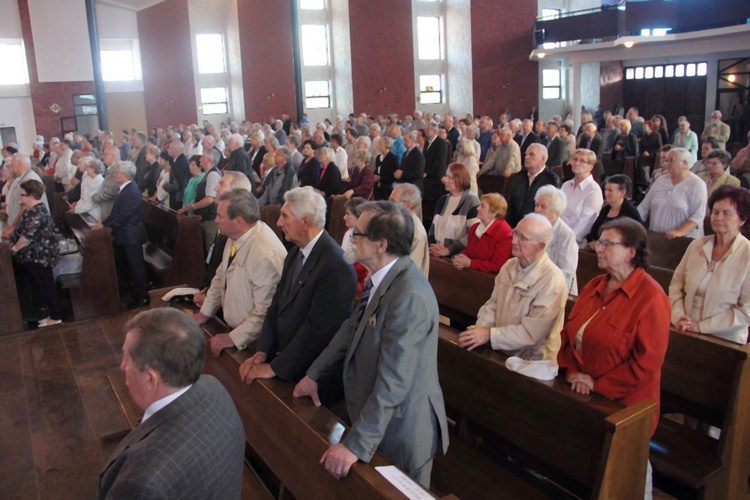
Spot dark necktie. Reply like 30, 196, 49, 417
356, 279, 373, 322
288, 252, 304, 287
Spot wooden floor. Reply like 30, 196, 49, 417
0, 309, 138, 499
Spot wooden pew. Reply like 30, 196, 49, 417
601, 154, 634, 181
423, 178, 446, 231
141, 199, 204, 288
428, 256, 495, 327
259, 204, 284, 244
0, 242, 25, 335
577, 249, 673, 294
198, 321, 433, 499
327, 195, 347, 245
646, 230, 692, 270
58, 214, 122, 321
477, 174, 511, 199
438, 326, 656, 498
651, 329, 750, 499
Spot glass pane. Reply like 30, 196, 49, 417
542, 69, 560, 86
625, 68, 634, 80
304, 80, 329, 98
686, 63, 696, 77
675, 64, 685, 77
419, 74, 442, 92
645, 67, 654, 79
73, 94, 96, 104
665, 65, 674, 77
196, 34, 225, 74
640, 29, 651, 36
299, 0, 324, 9
654, 66, 664, 78
203, 103, 227, 115
652, 28, 670, 36
200, 87, 227, 104
301, 25, 329, 66
0, 42, 30, 85
74, 105, 98, 115
306, 97, 330, 109
420, 91, 442, 104
417, 16, 441, 60
542, 88, 560, 100
100, 50, 135, 82
541, 8, 559, 19
635, 67, 644, 79
697, 62, 707, 76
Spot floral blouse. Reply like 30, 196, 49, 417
11, 204, 59, 267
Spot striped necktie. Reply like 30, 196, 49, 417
356, 279, 373, 322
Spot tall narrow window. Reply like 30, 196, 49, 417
0, 40, 30, 85
419, 75, 442, 104
100, 50, 136, 82
196, 34, 226, 74
300, 25, 329, 66
542, 69, 561, 99
305, 81, 331, 109
299, 0, 325, 9
417, 16, 441, 60
200, 87, 228, 115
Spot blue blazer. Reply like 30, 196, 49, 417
104, 181, 148, 246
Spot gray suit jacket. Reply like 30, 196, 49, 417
307, 256, 449, 474
98, 375, 245, 499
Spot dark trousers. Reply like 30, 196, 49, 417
114, 243, 149, 302
15, 261, 61, 320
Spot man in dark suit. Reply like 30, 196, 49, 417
444, 115, 460, 151
239, 187, 356, 399
294, 202, 449, 488
97, 160, 150, 308
132, 131, 149, 189
423, 124, 448, 180
545, 122, 564, 168
98, 308, 244, 499
394, 131, 425, 192
506, 144, 561, 227
167, 139, 190, 210
577, 122, 604, 159
516, 119, 541, 166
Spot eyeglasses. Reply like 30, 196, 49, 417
350, 229, 368, 239
511, 230, 533, 242
595, 239, 626, 248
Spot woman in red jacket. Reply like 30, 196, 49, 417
451, 193, 512, 274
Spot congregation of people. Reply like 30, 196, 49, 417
2, 104, 750, 498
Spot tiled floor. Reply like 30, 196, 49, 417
0, 309, 139, 500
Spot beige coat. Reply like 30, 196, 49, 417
476, 252, 569, 360
669, 234, 750, 344
201, 221, 287, 349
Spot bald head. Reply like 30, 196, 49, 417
524, 144, 548, 174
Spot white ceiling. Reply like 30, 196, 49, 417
96, 0, 165, 12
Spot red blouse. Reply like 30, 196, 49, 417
462, 219, 513, 274
557, 267, 671, 433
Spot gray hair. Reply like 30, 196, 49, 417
521, 213, 553, 245
265, 136, 280, 149
276, 147, 292, 163
391, 183, 422, 210
12, 152, 31, 169
114, 160, 137, 180
218, 188, 260, 223
284, 186, 327, 227
379, 136, 394, 150
669, 147, 693, 169
359, 201, 414, 257
404, 130, 418, 142
534, 185, 567, 215
204, 147, 221, 168
82, 157, 105, 175
222, 171, 252, 191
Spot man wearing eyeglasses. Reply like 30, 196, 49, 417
294, 201, 448, 488
458, 213, 568, 361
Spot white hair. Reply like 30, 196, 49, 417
284, 186, 327, 227
535, 185, 567, 215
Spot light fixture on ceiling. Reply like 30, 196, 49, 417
728, 74, 736, 83
537, 52, 546, 59
623, 41, 635, 48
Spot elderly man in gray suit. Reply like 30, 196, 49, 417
294, 201, 449, 488
98, 308, 245, 499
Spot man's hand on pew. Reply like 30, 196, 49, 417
458, 325, 490, 351
192, 288, 207, 307
320, 443, 358, 480
239, 352, 275, 384
566, 371, 595, 395
293, 376, 321, 407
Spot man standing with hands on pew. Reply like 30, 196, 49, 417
192, 188, 287, 356
239, 187, 356, 396
458, 213, 568, 360
294, 201, 449, 488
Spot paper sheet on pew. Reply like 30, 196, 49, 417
161, 288, 200, 301
505, 357, 558, 381
375, 466, 433, 499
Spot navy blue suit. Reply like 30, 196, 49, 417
104, 181, 149, 302
399, 147, 425, 192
